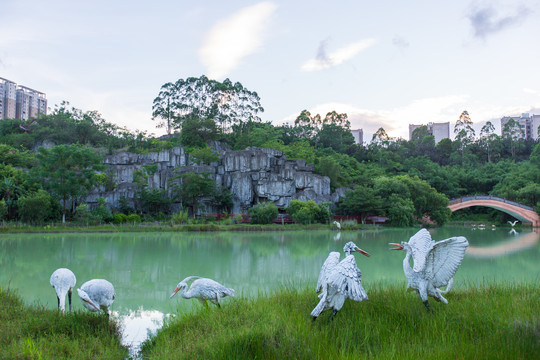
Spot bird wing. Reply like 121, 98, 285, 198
327, 255, 367, 302
425, 236, 469, 288
316, 252, 340, 293
408, 229, 435, 272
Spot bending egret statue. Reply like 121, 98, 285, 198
77, 279, 115, 314
333, 221, 341, 231
50, 268, 76, 312
390, 229, 468, 310
170, 276, 235, 308
508, 220, 519, 227
311, 241, 370, 320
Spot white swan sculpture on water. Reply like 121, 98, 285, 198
170, 276, 235, 308
311, 241, 370, 320
50, 268, 76, 313
77, 279, 115, 314
390, 229, 468, 310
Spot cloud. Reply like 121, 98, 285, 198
467, 4, 531, 38
301, 38, 377, 72
198, 2, 278, 80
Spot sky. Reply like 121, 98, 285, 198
1, 0, 540, 143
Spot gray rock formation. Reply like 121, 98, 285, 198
86, 143, 345, 215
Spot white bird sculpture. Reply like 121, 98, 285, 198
333, 220, 341, 231
311, 241, 370, 320
389, 228, 468, 310
508, 220, 519, 227
77, 279, 115, 314
170, 276, 235, 308
50, 268, 76, 313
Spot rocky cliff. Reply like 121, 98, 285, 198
86, 143, 345, 215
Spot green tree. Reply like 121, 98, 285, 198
32, 144, 105, 223
180, 117, 219, 148
152, 75, 264, 132
336, 185, 382, 224
17, 189, 52, 224
502, 118, 524, 158
248, 201, 278, 224
189, 146, 219, 165
454, 110, 476, 159
177, 172, 216, 218
315, 156, 341, 188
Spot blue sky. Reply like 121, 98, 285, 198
1, 0, 539, 142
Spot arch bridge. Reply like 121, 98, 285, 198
448, 196, 540, 227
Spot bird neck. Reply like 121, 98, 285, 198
403, 251, 413, 277
179, 287, 192, 299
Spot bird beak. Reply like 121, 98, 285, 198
169, 288, 180, 299
87, 299, 100, 311
389, 243, 403, 250
356, 248, 371, 257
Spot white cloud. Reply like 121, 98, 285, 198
301, 39, 377, 72
198, 2, 278, 80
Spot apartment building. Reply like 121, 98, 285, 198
351, 128, 363, 145
0, 77, 47, 120
501, 113, 540, 141
408, 122, 450, 144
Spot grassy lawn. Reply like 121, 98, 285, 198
141, 282, 540, 360
0, 288, 128, 360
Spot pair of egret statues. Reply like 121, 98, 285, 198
51, 228, 468, 319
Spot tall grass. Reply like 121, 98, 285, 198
141, 282, 540, 359
0, 287, 128, 360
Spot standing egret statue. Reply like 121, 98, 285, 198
77, 279, 115, 314
333, 220, 341, 231
170, 276, 235, 308
50, 268, 76, 313
311, 241, 370, 320
389, 228, 468, 310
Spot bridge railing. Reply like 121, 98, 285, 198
449, 195, 535, 211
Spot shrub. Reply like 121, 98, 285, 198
171, 210, 189, 225
113, 213, 128, 224
248, 202, 278, 224
0, 199, 8, 221
90, 197, 113, 224
76, 203, 90, 225
286, 200, 329, 224
17, 190, 52, 224
126, 213, 141, 224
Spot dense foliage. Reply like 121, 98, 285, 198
0, 75, 538, 225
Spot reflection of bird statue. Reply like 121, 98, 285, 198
509, 228, 518, 236
390, 229, 468, 310
170, 276, 235, 308
333, 220, 341, 231
508, 220, 519, 227
50, 268, 76, 313
311, 241, 370, 320
77, 279, 115, 314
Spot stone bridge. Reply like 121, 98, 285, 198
448, 196, 540, 227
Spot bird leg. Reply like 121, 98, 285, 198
423, 300, 430, 311
57, 296, 60, 310
68, 290, 72, 312
330, 309, 338, 321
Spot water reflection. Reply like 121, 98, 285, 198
118, 308, 167, 355
466, 230, 539, 258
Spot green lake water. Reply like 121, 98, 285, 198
1, 226, 538, 352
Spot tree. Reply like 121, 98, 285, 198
454, 111, 476, 158
502, 118, 524, 158
189, 147, 219, 165
479, 121, 499, 163
152, 75, 264, 132
315, 123, 355, 152
180, 117, 219, 148
371, 128, 390, 148
177, 172, 216, 218
248, 201, 278, 224
18, 189, 53, 224
32, 144, 105, 223
336, 185, 382, 224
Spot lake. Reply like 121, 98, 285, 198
1, 226, 538, 353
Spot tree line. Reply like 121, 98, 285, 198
0, 75, 538, 226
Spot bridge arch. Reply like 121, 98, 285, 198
448, 196, 540, 227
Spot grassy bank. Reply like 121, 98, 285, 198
0, 287, 127, 360
0, 222, 374, 233
141, 282, 540, 360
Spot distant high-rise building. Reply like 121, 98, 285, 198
351, 129, 363, 145
0, 77, 47, 121
501, 113, 539, 140
408, 122, 450, 144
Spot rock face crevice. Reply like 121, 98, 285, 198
86, 143, 343, 215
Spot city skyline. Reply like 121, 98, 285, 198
1, 1, 539, 141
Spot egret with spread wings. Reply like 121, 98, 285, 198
311, 241, 370, 320
390, 228, 468, 310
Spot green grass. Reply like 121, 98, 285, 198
0, 287, 128, 360
141, 282, 540, 360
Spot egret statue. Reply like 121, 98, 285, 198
389, 228, 468, 310
77, 279, 115, 314
508, 220, 519, 227
311, 241, 370, 320
170, 276, 235, 308
50, 268, 76, 313
333, 220, 341, 231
